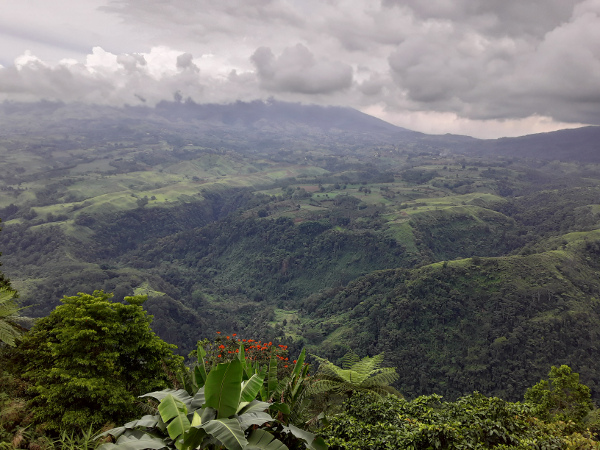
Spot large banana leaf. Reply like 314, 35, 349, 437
190, 388, 206, 409
247, 429, 289, 450
237, 411, 274, 430
200, 406, 217, 423
180, 426, 208, 450
240, 372, 266, 403
205, 360, 243, 419
268, 403, 291, 415
201, 418, 248, 450
158, 394, 191, 441
267, 354, 278, 400
195, 345, 208, 388
141, 389, 194, 410
238, 400, 271, 415
282, 425, 328, 450
98, 433, 168, 449
238, 344, 249, 378
99, 415, 160, 440
291, 348, 306, 379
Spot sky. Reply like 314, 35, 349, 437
0, 0, 599, 138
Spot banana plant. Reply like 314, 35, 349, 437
273, 349, 311, 425
98, 356, 327, 450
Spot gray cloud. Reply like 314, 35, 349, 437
383, 0, 581, 38
176, 53, 199, 72
116, 53, 146, 71
1, 0, 599, 137
102, 0, 304, 42
0, 49, 253, 106
385, 0, 600, 124
251, 44, 353, 94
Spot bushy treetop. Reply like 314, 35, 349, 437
14, 290, 182, 431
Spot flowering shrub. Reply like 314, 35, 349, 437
198, 332, 300, 379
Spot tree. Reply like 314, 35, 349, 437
309, 352, 400, 398
14, 291, 182, 431
525, 365, 593, 424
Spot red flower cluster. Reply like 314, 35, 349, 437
200, 332, 294, 375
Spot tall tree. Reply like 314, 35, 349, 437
525, 365, 593, 425
14, 291, 182, 431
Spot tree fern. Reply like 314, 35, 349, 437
309, 351, 401, 398
0, 288, 21, 347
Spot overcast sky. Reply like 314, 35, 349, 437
1, 0, 599, 138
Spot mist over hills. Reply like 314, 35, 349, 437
0, 100, 413, 138
463, 126, 600, 163
1, 100, 462, 153
1, 100, 597, 162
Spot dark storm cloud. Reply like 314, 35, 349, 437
251, 44, 353, 95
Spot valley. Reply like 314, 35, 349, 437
2, 100, 600, 402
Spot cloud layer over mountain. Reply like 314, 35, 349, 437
0, 0, 598, 137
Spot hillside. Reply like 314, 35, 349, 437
301, 231, 600, 401
463, 126, 600, 162
2, 101, 600, 402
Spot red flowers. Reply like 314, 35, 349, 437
203, 334, 295, 373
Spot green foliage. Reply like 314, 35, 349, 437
400, 169, 439, 185
525, 365, 593, 425
306, 246, 600, 401
322, 391, 582, 449
276, 349, 312, 426
310, 352, 399, 399
0, 288, 21, 347
100, 359, 327, 450
14, 291, 182, 432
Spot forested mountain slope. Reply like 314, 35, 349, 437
302, 231, 600, 401
1, 101, 600, 403
464, 126, 600, 162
